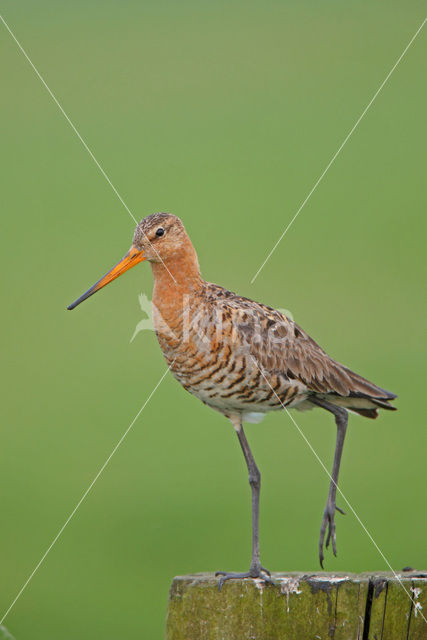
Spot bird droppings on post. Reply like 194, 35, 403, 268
411, 587, 423, 617
277, 576, 302, 613
253, 578, 266, 593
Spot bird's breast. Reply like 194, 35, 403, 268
152, 299, 305, 415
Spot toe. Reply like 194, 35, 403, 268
216, 568, 275, 591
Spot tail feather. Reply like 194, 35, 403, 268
318, 364, 397, 418
350, 408, 379, 419
342, 365, 397, 401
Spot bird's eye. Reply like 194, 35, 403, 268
155, 227, 165, 237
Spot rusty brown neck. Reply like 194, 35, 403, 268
150, 246, 203, 328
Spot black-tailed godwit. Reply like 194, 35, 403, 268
68, 213, 396, 587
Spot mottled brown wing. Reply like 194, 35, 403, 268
226, 295, 395, 402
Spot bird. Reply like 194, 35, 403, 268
68, 213, 396, 588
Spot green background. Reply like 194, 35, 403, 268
1, 2, 425, 638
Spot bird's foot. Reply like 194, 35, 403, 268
215, 565, 274, 591
319, 501, 345, 568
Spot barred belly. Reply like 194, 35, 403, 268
166, 342, 306, 416
154, 297, 309, 418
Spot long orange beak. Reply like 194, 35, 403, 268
67, 246, 146, 310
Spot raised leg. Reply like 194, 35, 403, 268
311, 398, 348, 567
216, 416, 274, 590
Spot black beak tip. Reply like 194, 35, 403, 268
67, 298, 82, 311
67, 288, 96, 311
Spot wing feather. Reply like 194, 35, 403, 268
206, 283, 396, 411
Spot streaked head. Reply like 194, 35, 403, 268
132, 213, 187, 262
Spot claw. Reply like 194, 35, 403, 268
318, 501, 340, 566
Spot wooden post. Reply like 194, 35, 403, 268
166, 571, 427, 639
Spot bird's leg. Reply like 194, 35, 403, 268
312, 398, 348, 568
216, 418, 274, 590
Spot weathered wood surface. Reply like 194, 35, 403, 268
166, 571, 427, 640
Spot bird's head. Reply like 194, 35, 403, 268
132, 213, 187, 262
67, 213, 195, 310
